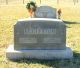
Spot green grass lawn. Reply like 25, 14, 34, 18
0, 1, 80, 68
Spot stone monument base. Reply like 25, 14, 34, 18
6, 45, 73, 60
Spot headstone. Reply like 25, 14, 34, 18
6, 18, 73, 60
34, 6, 57, 18
14, 18, 66, 50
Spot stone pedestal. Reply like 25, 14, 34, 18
6, 45, 73, 60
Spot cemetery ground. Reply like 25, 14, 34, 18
0, 3, 80, 68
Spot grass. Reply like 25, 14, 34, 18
0, 0, 80, 68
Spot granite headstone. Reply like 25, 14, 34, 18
14, 18, 66, 50
6, 18, 73, 59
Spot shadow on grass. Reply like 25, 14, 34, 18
63, 21, 80, 24
63, 20, 80, 28
73, 51, 80, 59
10, 52, 80, 68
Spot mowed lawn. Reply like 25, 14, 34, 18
0, 1, 80, 68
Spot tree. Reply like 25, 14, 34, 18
73, 0, 79, 5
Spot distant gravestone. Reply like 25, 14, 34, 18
6, 18, 73, 59
34, 6, 57, 18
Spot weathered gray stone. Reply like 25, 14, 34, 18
34, 6, 57, 18
14, 18, 66, 50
